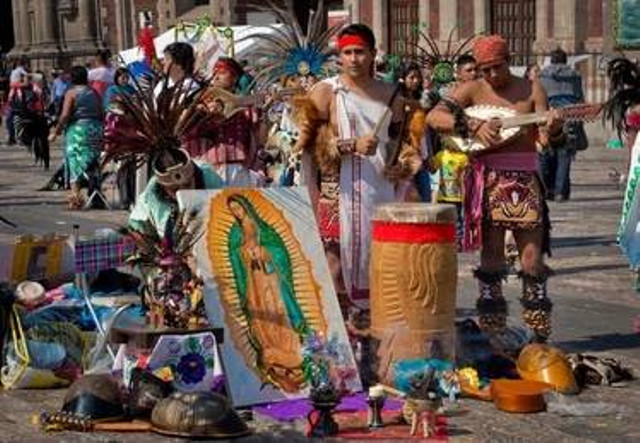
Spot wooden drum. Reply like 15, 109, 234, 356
370, 203, 458, 386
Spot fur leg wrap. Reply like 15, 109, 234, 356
519, 270, 553, 342
474, 269, 508, 333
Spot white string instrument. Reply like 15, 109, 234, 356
444, 103, 602, 153
199, 86, 303, 121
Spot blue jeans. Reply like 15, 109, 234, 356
5, 107, 15, 143
540, 148, 574, 199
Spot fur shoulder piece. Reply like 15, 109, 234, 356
291, 95, 340, 175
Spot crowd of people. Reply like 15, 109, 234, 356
0, 21, 594, 345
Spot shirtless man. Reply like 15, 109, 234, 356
455, 54, 478, 83
427, 35, 563, 342
303, 24, 416, 307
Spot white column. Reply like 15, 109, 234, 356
14, 0, 31, 51
473, 0, 490, 35
418, 0, 430, 43
344, 0, 360, 23
533, 0, 550, 57
553, 0, 577, 52
37, 0, 56, 46
439, 0, 459, 47
373, 0, 388, 53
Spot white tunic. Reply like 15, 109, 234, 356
322, 76, 396, 306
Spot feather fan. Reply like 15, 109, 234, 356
103, 74, 215, 168
121, 209, 203, 270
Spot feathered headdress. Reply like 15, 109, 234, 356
411, 29, 476, 87
603, 56, 640, 136
238, 0, 340, 90
103, 76, 213, 171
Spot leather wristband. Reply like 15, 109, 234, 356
337, 138, 357, 154
548, 129, 566, 146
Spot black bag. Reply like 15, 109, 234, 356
566, 121, 589, 152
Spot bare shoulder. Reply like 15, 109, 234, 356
447, 79, 482, 106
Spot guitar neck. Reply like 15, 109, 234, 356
500, 112, 548, 129
499, 103, 602, 129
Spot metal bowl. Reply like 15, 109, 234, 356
62, 374, 125, 421
151, 391, 250, 438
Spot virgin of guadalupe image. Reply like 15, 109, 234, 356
207, 190, 328, 393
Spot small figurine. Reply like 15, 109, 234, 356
402, 368, 442, 438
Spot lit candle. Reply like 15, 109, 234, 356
369, 385, 384, 398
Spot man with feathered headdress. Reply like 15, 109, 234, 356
427, 35, 564, 343
104, 42, 224, 236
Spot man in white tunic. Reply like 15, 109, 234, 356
305, 24, 416, 309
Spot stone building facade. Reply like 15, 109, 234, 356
343, 0, 637, 103
10, 0, 105, 70
8, 0, 637, 102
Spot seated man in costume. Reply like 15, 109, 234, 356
295, 24, 422, 312
189, 57, 264, 187
104, 44, 224, 236
129, 150, 223, 236
426, 35, 563, 342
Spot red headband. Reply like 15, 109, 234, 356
214, 59, 241, 77
338, 34, 370, 51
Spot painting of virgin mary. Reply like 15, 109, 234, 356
206, 189, 329, 395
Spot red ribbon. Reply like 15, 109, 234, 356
372, 221, 456, 244
337, 34, 369, 50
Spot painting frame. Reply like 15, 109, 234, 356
177, 187, 361, 407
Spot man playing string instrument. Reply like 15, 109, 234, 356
426, 35, 564, 342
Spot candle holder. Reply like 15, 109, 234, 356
307, 383, 340, 438
366, 394, 385, 428
307, 400, 339, 438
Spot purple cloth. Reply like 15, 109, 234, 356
253, 392, 403, 422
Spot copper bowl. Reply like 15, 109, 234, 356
491, 379, 552, 413
517, 344, 579, 394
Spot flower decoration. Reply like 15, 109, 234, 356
168, 336, 216, 386
120, 209, 207, 329
177, 352, 207, 385
301, 332, 356, 403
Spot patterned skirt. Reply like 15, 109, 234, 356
483, 169, 551, 254
64, 119, 103, 183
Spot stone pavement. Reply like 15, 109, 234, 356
0, 125, 639, 441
